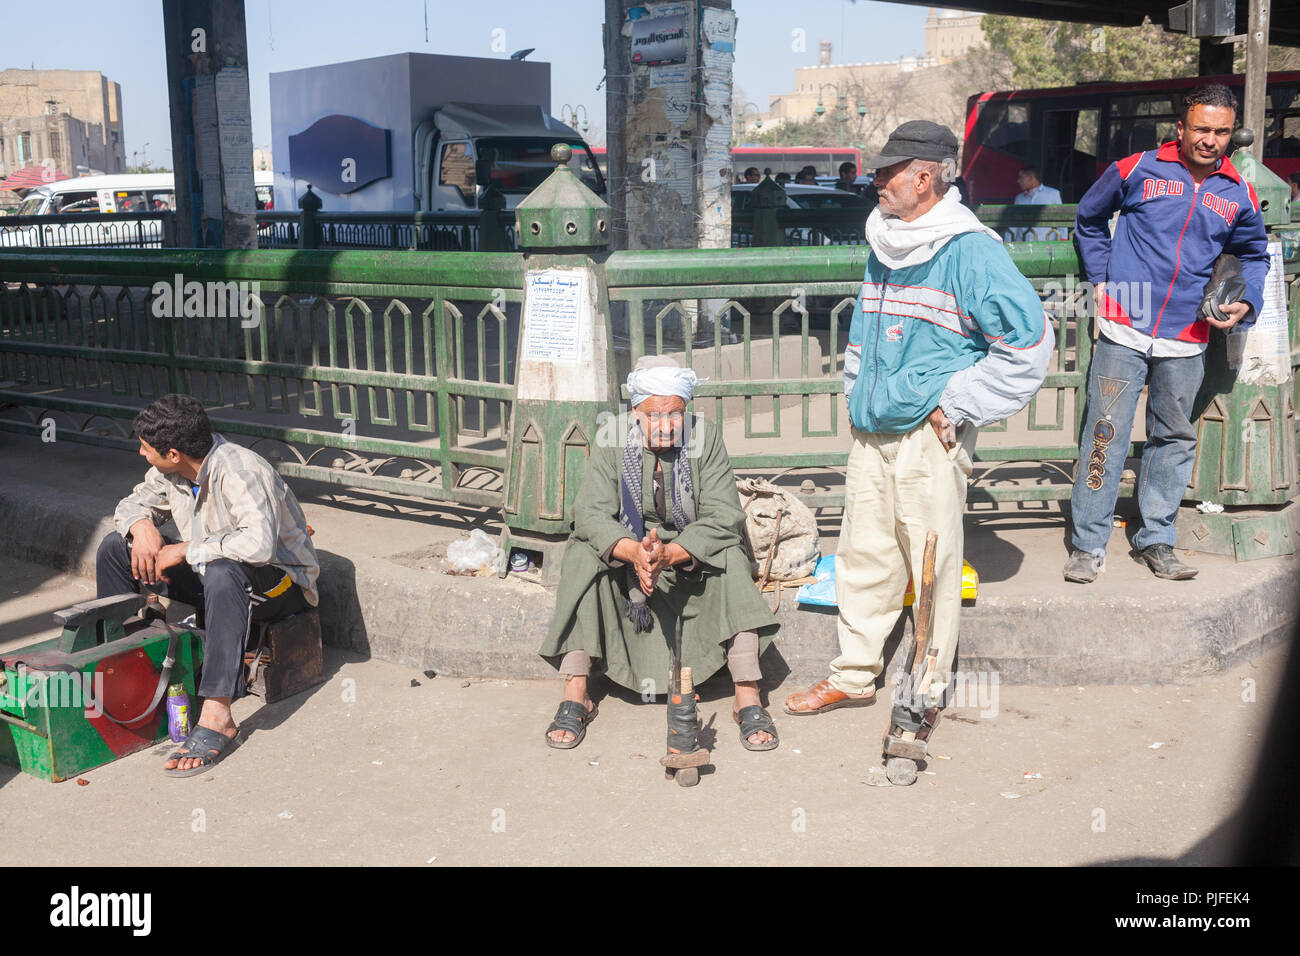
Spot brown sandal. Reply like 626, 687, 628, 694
784, 678, 875, 716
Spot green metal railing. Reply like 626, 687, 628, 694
605, 242, 1092, 506
1, 226, 1295, 515
0, 249, 519, 507
977, 204, 1079, 242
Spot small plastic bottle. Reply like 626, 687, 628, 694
166, 683, 191, 742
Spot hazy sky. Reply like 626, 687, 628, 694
0, 0, 934, 165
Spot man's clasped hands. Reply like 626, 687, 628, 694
610, 530, 691, 595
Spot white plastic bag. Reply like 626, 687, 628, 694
445, 528, 501, 573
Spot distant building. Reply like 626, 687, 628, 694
925, 8, 985, 63
1, 112, 94, 179
0, 69, 126, 178
761, 8, 984, 135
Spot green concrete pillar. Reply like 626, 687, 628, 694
500, 145, 617, 581
1179, 148, 1298, 560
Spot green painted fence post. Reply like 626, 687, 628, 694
499, 144, 617, 582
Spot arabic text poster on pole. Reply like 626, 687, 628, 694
631, 12, 687, 66
523, 270, 589, 364
701, 7, 736, 50
661, 141, 694, 207
703, 121, 732, 189
649, 64, 691, 88
1227, 241, 1291, 385
215, 67, 255, 214
661, 83, 692, 125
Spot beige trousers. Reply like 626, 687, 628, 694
830, 421, 976, 698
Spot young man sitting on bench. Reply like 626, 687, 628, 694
96, 394, 320, 777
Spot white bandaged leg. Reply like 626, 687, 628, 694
726, 630, 762, 683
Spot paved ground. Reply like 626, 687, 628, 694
0, 557, 1282, 867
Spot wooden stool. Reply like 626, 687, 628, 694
243, 608, 324, 703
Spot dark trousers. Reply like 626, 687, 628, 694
96, 531, 309, 700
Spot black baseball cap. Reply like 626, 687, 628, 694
864, 121, 959, 170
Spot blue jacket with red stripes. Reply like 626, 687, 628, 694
1074, 141, 1269, 342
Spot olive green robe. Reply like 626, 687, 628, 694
539, 415, 778, 694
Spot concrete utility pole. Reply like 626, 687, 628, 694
602, 0, 735, 252
162, 0, 257, 248
1243, 0, 1270, 161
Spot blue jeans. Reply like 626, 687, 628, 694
1069, 336, 1205, 555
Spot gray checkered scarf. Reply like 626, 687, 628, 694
618, 418, 696, 632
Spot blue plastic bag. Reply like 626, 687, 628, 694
796, 554, 837, 607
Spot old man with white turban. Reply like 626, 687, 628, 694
540, 355, 781, 752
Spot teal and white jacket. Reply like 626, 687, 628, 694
845, 192, 1055, 434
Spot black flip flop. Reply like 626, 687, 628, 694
164, 726, 241, 777
735, 705, 779, 752
545, 700, 597, 750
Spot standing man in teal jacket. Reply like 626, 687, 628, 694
786, 122, 1053, 760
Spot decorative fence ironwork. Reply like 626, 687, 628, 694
255, 210, 516, 252
604, 242, 1098, 508
0, 212, 172, 250
977, 204, 1079, 243
0, 250, 519, 507
1, 229, 1295, 513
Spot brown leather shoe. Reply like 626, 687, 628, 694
784, 678, 875, 716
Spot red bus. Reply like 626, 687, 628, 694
962, 71, 1300, 204
586, 145, 863, 182
731, 146, 862, 180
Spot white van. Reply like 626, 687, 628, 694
11, 173, 176, 218
3, 172, 275, 247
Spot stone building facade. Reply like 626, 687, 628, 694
0, 69, 126, 178
760, 7, 986, 146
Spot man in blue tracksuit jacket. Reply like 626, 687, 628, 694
1065, 83, 1270, 583
786, 121, 1053, 762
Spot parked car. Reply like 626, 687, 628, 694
733, 182, 867, 210
731, 183, 871, 246
814, 173, 876, 196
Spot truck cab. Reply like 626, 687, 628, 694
416, 103, 604, 212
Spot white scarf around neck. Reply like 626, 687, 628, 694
865, 188, 1002, 269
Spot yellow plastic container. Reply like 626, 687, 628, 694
903, 559, 978, 605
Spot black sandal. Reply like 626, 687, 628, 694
735, 705, 779, 752
164, 726, 241, 777
545, 700, 597, 750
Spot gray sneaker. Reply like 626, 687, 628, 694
1063, 549, 1104, 583
1134, 544, 1198, 580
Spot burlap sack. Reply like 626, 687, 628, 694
737, 477, 820, 582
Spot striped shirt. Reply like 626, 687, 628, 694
113, 435, 320, 605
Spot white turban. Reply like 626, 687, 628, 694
626, 355, 699, 407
